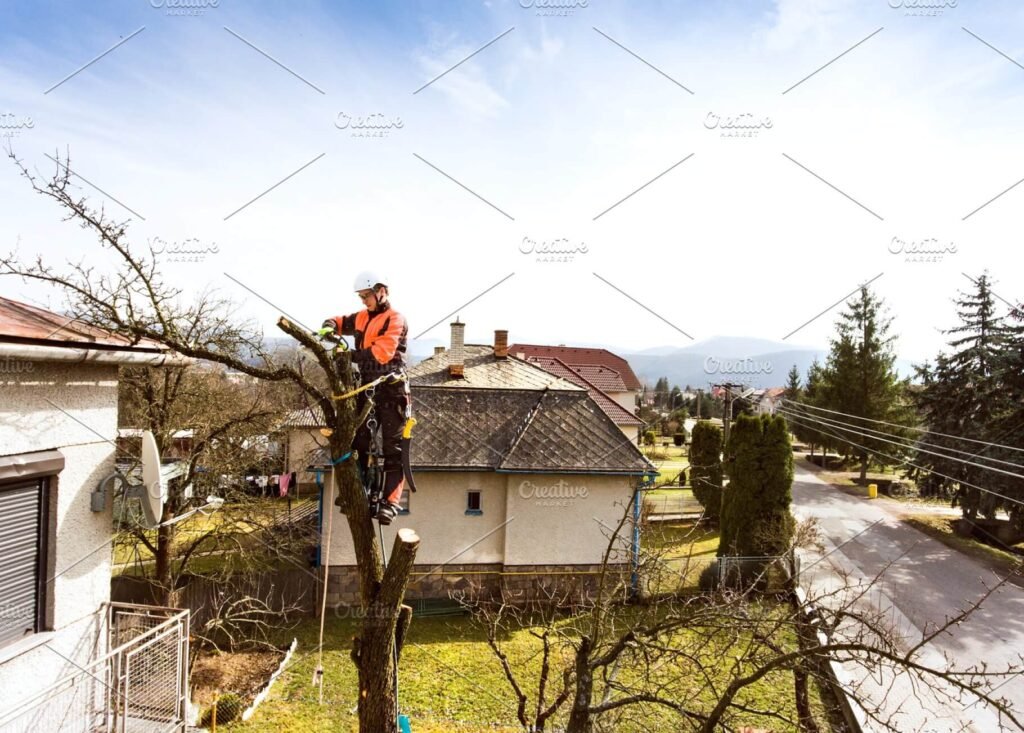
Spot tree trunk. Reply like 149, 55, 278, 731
565, 638, 594, 733
155, 512, 174, 606
859, 454, 869, 483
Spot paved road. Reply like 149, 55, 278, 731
792, 465, 1024, 732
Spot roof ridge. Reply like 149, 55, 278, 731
499, 388, 550, 469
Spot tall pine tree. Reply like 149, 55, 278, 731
822, 286, 911, 480
914, 274, 1019, 522
689, 421, 724, 523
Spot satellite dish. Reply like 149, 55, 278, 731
121, 431, 185, 528
139, 430, 166, 527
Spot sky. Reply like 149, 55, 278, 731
1, 0, 1023, 366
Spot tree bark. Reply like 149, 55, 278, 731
565, 638, 594, 733
354, 529, 420, 733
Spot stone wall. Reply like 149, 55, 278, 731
326, 563, 629, 608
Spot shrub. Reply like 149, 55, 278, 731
689, 421, 723, 523
698, 561, 720, 591
720, 414, 795, 559
643, 430, 656, 446
673, 432, 686, 446
200, 692, 243, 727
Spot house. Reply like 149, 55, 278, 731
507, 342, 643, 416
752, 387, 787, 415
0, 297, 192, 731
281, 323, 656, 606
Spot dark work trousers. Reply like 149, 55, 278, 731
352, 386, 408, 506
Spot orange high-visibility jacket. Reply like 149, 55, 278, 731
326, 302, 408, 369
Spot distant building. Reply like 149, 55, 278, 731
507, 343, 644, 442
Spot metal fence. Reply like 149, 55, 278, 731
639, 552, 800, 596
0, 603, 190, 733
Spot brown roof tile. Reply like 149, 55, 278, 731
507, 343, 642, 390
408, 345, 583, 391
526, 356, 643, 427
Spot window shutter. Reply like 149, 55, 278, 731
0, 480, 44, 646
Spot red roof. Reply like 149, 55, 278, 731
0, 296, 164, 351
526, 356, 643, 427
569, 364, 628, 392
507, 343, 642, 391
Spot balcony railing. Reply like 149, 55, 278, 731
0, 602, 190, 733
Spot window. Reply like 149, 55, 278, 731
0, 478, 50, 648
466, 490, 482, 515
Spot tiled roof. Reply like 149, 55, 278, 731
0, 296, 165, 351
507, 343, 642, 390
570, 364, 628, 392
281, 389, 652, 475
280, 406, 325, 428
412, 387, 653, 474
526, 356, 642, 427
407, 345, 583, 391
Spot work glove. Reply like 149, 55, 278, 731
318, 320, 337, 338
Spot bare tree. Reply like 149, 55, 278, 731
3, 149, 417, 733
114, 360, 299, 605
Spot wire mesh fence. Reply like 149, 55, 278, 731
639, 552, 800, 596
0, 603, 190, 733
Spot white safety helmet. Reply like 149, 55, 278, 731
352, 270, 388, 293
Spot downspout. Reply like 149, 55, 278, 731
631, 471, 658, 597
315, 469, 324, 567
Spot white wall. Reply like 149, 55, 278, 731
608, 389, 638, 414
325, 469, 636, 569
0, 362, 117, 704
327, 471, 508, 566
503, 473, 635, 566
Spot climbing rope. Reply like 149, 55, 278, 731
313, 451, 351, 702
330, 371, 407, 402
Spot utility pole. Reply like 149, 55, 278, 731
717, 382, 744, 447
696, 388, 702, 419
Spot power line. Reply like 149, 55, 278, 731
773, 405, 1024, 511
785, 399, 1024, 455
782, 403, 1024, 476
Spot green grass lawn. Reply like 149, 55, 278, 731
227, 607, 836, 732
113, 497, 319, 575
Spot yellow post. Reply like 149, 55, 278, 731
867, 483, 878, 499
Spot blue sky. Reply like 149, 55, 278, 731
2, 0, 1023, 366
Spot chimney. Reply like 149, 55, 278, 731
449, 319, 465, 378
433, 346, 445, 356
494, 330, 508, 359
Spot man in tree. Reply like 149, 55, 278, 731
321, 271, 411, 524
